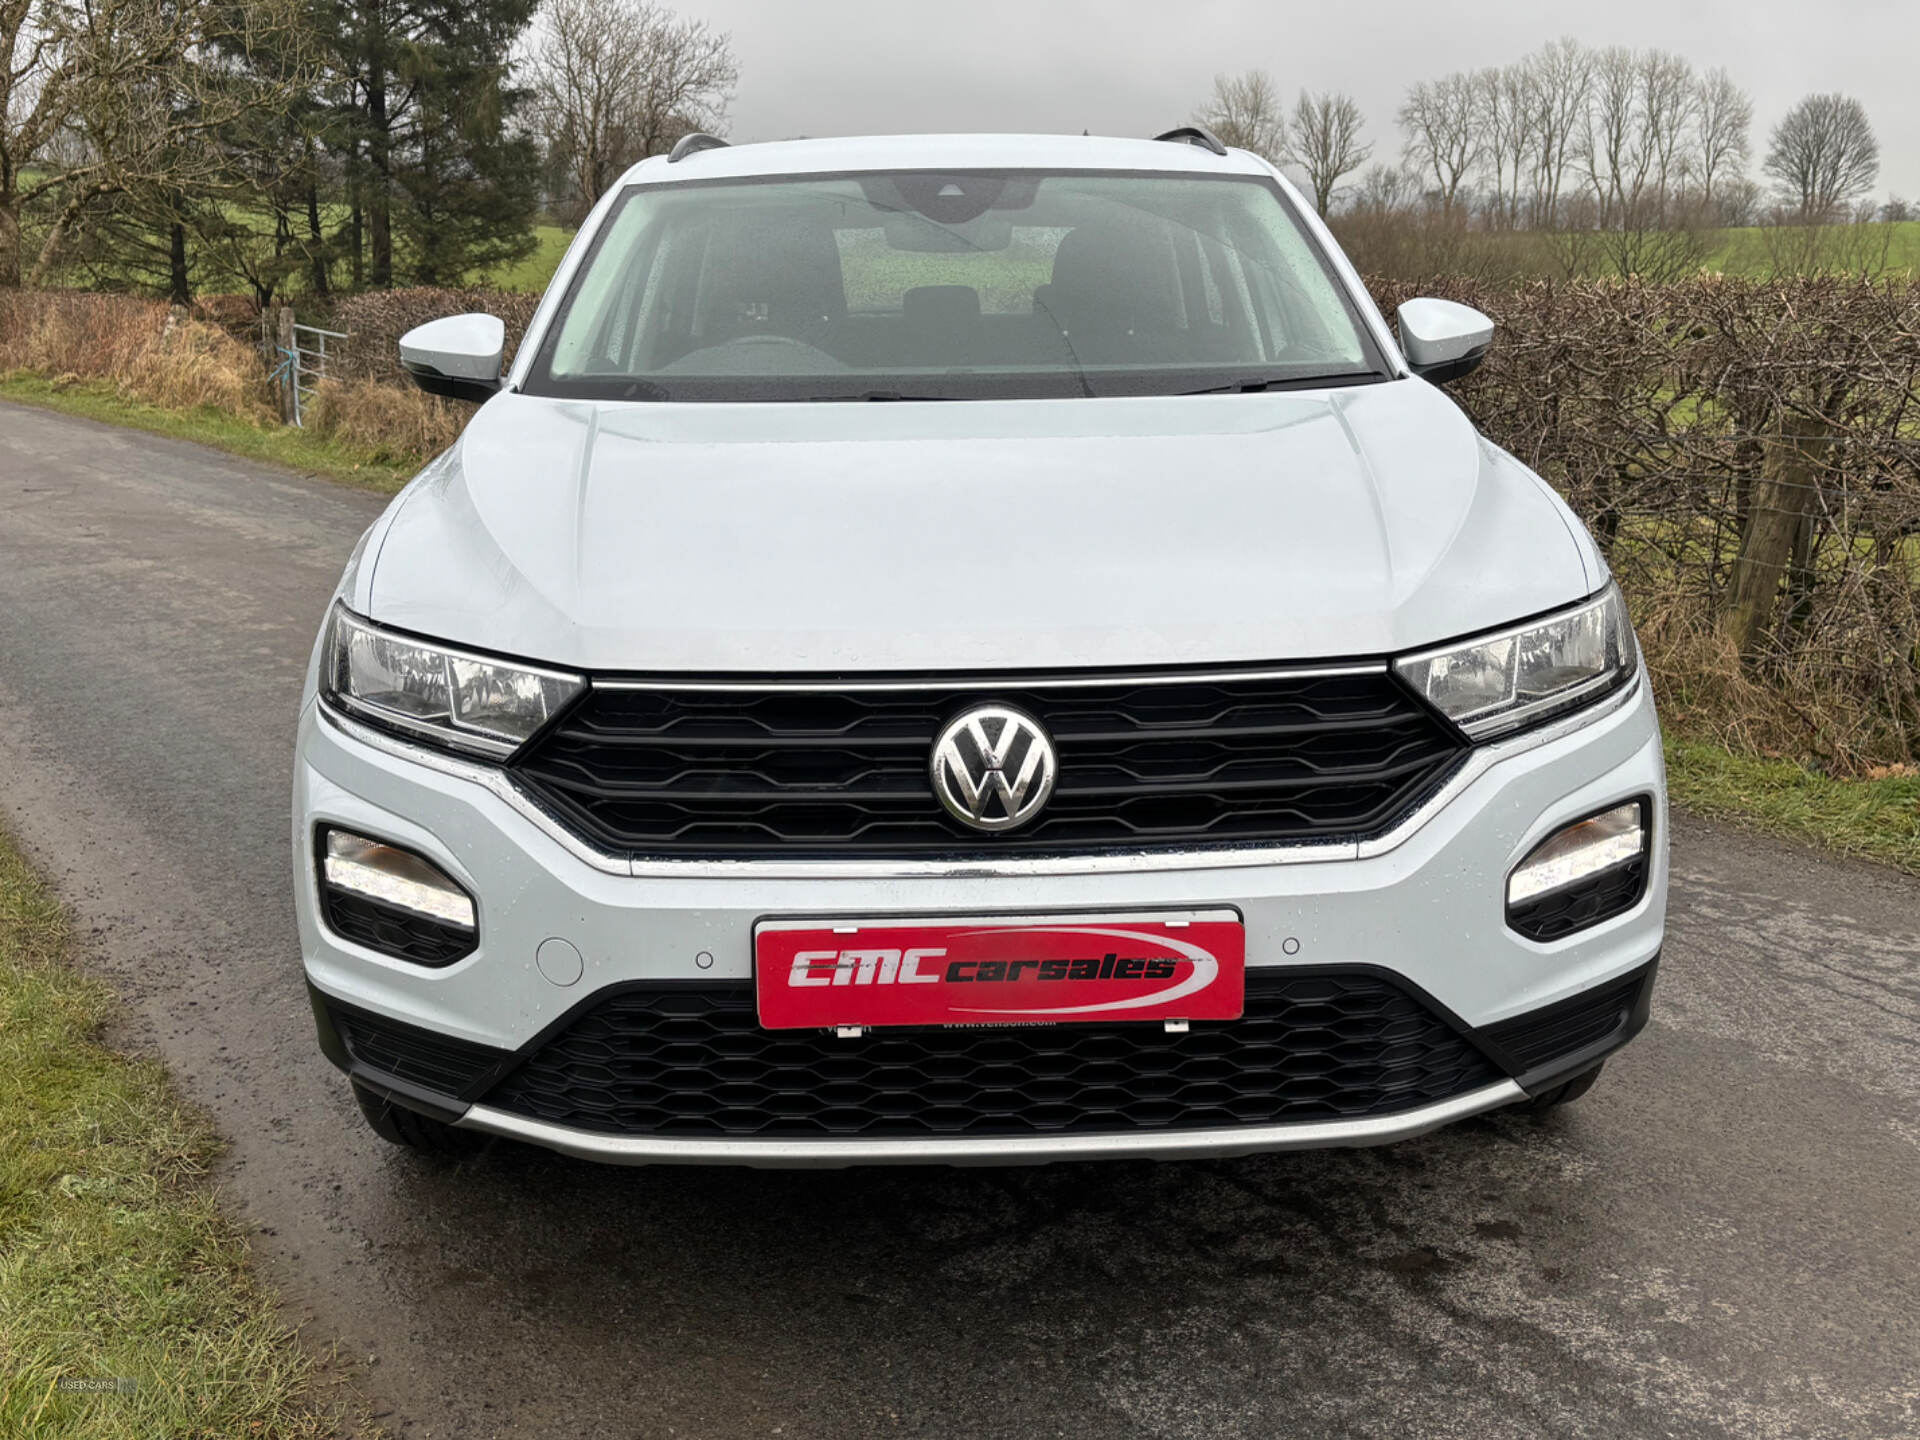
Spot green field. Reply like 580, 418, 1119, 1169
476, 224, 574, 292
481, 219, 1920, 297
1706, 221, 1920, 275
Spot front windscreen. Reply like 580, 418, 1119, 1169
523, 169, 1387, 402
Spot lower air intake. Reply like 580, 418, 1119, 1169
332, 1005, 505, 1098
481, 971, 1506, 1139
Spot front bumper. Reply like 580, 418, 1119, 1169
295, 674, 1668, 1165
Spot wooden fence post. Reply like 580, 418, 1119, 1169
1722, 413, 1828, 660
275, 306, 297, 425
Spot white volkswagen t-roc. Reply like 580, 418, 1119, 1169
294, 128, 1665, 1165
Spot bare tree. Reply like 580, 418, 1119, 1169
1473, 64, 1534, 229
1288, 89, 1370, 215
1577, 47, 1695, 229
1764, 93, 1879, 223
528, 0, 737, 222
1638, 49, 1697, 202
1692, 67, 1751, 216
1195, 70, 1285, 163
1574, 45, 1636, 226
1557, 46, 1707, 279
1398, 72, 1481, 216
1520, 37, 1592, 228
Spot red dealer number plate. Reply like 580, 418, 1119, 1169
753, 911, 1245, 1031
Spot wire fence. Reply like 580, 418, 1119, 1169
262, 311, 349, 428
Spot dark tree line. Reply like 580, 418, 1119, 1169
2, 0, 734, 301
3, 0, 540, 299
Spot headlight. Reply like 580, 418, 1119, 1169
1395, 584, 1638, 740
323, 605, 585, 758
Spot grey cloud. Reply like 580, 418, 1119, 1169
690, 0, 1920, 203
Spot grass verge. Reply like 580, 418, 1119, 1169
0, 830, 344, 1438
1664, 734, 1920, 873
0, 373, 415, 494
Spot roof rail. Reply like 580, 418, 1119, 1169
1151, 125, 1228, 158
668, 133, 730, 163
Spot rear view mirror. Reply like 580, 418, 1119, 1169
1397, 298, 1494, 385
399, 313, 506, 403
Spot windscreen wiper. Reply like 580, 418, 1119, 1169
806, 391, 970, 402
1180, 372, 1387, 396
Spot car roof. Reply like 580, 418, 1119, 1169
617, 133, 1276, 187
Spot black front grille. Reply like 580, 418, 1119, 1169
511, 670, 1465, 858
480, 973, 1506, 1139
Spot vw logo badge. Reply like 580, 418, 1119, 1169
930, 705, 1058, 833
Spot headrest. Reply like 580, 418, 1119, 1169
1044, 223, 1182, 331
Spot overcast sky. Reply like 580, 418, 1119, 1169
688, 0, 1920, 205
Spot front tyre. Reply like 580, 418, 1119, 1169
352, 1083, 486, 1156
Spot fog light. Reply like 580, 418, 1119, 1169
1507, 802, 1647, 906
321, 830, 475, 929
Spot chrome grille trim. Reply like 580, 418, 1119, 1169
590, 662, 1388, 693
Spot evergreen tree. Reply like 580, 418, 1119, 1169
393, 25, 539, 284
317, 0, 538, 288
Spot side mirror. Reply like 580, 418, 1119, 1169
398, 313, 506, 403
1397, 298, 1494, 385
